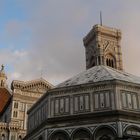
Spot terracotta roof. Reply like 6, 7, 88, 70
0, 88, 11, 113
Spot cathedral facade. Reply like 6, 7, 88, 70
0, 66, 53, 140
24, 24, 140, 140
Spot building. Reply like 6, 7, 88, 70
25, 24, 140, 140
0, 66, 53, 140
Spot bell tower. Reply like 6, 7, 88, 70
83, 24, 123, 70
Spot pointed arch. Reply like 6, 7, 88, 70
105, 53, 116, 69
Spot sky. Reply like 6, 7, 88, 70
0, 0, 140, 86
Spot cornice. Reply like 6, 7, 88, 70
11, 79, 53, 91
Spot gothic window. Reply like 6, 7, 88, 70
14, 102, 18, 108
105, 54, 115, 68
13, 111, 18, 118
106, 58, 115, 68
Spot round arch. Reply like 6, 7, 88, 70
72, 127, 92, 140
49, 130, 70, 140
124, 125, 140, 138
94, 125, 117, 140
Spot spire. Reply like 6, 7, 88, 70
100, 11, 103, 26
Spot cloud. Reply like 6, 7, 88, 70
1, 0, 140, 87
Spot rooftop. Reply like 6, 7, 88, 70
0, 88, 11, 113
56, 65, 140, 88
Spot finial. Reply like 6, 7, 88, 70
100, 11, 103, 26
1, 64, 4, 71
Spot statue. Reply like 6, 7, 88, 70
1, 64, 4, 71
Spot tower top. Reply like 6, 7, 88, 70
83, 24, 121, 46
83, 24, 123, 71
